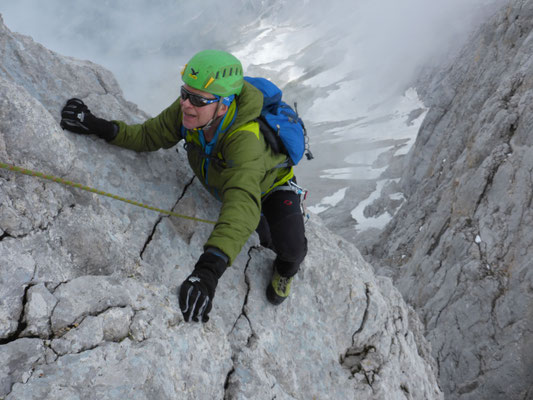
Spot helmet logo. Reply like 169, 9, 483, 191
189, 68, 199, 80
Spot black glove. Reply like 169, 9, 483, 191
60, 98, 118, 141
179, 250, 227, 323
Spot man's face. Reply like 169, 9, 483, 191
180, 85, 223, 130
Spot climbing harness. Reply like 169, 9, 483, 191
288, 180, 311, 224
266, 179, 311, 223
0, 161, 216, 225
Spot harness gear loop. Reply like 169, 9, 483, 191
0, 161, 216, 225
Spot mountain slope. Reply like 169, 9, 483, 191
365, 1, 533, 398
0, 15, 441, 400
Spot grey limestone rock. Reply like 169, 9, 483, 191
366, 1, 533, 399
0, 339, 46, 397
0, 14, 441, 400
21, 283, 58, 338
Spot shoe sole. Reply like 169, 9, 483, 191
266, 283, 288, 305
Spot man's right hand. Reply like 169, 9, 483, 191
60, 98, 118, 141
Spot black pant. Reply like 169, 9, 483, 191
256, 187, 307, 278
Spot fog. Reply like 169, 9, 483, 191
2, 0, 507, 115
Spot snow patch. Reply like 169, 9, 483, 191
320, 166, 387, 181
308, 187, 348, 214
351, 180, 392, 232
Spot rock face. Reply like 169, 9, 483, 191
365, 1, 533, 399
0, 15, 442, 400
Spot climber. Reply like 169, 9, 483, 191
60, 49, 308, 323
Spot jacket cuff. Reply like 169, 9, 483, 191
204, 247, 230, 264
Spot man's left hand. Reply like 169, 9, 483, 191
179, 251, 227, 322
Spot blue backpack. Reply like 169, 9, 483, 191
244, 76, 313, 166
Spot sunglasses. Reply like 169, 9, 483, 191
180, 86, 219, 107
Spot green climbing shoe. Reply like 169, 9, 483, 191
266, 268, 293, 305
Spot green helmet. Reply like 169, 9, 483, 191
181, 50, 244, 97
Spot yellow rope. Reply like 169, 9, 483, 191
0, 161, 216, 225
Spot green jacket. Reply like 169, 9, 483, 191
110, 81, 293, 264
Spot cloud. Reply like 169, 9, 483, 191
1, 0, 508, 114
2, 0, 260, 114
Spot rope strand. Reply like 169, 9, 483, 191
0, 161, 216, 225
